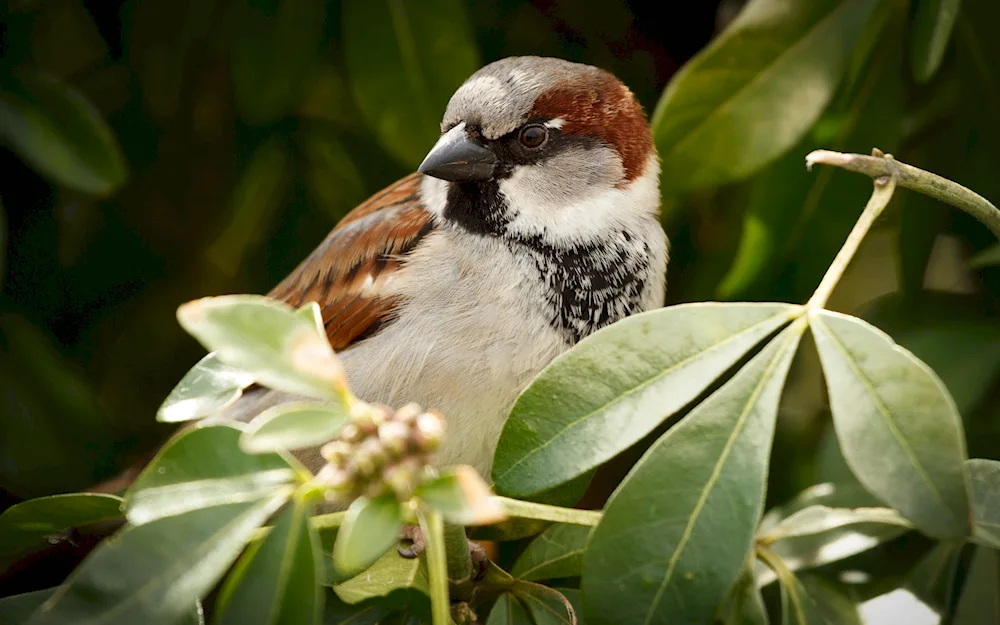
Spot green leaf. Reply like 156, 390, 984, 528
0, 587, 57, 624
0, 493, 122, 562
216, 496, 323, 625
125, 423, 297, 524
333, 549, 429, 606
0, 70, 127, 195
488, 593, 533, 625
231, 0, 326, 124
758, 506, 912, 543
241, 401, 350, 454
176, 295, 346, 401
809, 309, 972, 539
652, 0, 880, 191
415, 466, 506, 526
953, 546, 1000, 624
322, 588, 391, 625
511, 524, 590, 582
717, 563, 769, 625
910, 0, 963, 83
343, 0, 480, 167
157, 353, 255, 423
799, 575, 863, 625
905, 541, 964, 614
581, 320, 805, 625
776, 573, 830, 625
968, 459, 1000, 548
512, 581, 576, 625
333, 494, 404, 576
970, 243, 1000, 268
493, 303, 801, 498
25, 494, 289, 625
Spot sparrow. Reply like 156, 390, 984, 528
223, 56, 668, 481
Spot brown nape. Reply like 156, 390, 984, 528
530, 71, 654, 183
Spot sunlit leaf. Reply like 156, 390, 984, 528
333, 494, 404, 576
176, 295, 346, 401
494, 303, 801, 498
343, 0, 480, 167
952, 546, 1000, 624
333, 549, 429, 606
581, 321, 805, 625
810, 309, 972, 539
910, 0, 963, 83
216, 496, 323, 625
968, 459, 1000, 548
0, 493, 122, 565
758, 506, 912, 543
241, 401, 350, 454
25, 494, 288, 625
157, 353, 255, 423
0, 70, 126, 195
511, 524, 590, 582
125, 423, 297, 524
415, 466, 506, 526
652, 0, 879, 191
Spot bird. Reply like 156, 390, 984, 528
222, 55, 669, 483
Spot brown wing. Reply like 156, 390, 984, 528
269, 173, 434, 350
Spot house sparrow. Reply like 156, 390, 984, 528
224, 56, 668, 481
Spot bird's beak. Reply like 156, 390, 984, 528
418, 122, 498, 182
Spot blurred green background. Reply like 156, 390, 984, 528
1, 0, 1000, 559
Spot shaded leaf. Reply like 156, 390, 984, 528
157, 353, 255, 423
513, 581, 576, 625
970, 243, 1000, 268
176, 295, 346, 401
776, 572, 830, 625
581, 321, 805, 625
511, 524, 590, 582
652, 0, 879, 191
0, 587, 56, 624
968, 459, 1000, 548
0, 70, 126, 195
910, 0, 963, 83
25, 495, 289, 625
241, 401, 350, 454
216, 496, 323, 625
905, 542, 963, 614
322, 588, 389, 625
415, 466, 506, 526
810, 309, 972, 539
717, 562, 769, 625
333, 549, 429, 606
953, 546, 1000, 624
798, 575, 863, 625
494, 303, 801, 498
343, 0, 480, 166
0, 493, 122, 565
333, 494, 404, 576
488, 593, 533, 625
125, 423, 297, 524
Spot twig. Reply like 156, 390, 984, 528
493, 497, 602, 526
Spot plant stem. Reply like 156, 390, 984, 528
419, 507, 452, 625
757, 545, 809, 623
806, 172, 897, 310
493, 496, 602, 526
443, 522, 472, 582
310, 511, 347, 529
806, 149, 1000, 240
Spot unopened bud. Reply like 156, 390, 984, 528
321, 440, 352, 465
414, 411, 444, 452
393, 402, 423, 425
384, 457, 421, 500
353, 403, 388, 433
340, 423, 363, 444
378, 420, 410, 456
364, 479, 387, 499
355, 437, 386, 469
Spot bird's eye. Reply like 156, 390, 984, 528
519, 124, 548, 149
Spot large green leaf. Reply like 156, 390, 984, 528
333, 549, 429, 606
157, 353, 255, 423
240, 402, 350, 454
493, 303, 801, 497
176, 295, 345, 401
26, 495, 288, 625
343, 0, 479, 167
952, 546, 1000, 624
125, 423, 297, 524
810, 309, 972, 539
333, 494, 405, 576
581, 320, 805, 625
910, 0, 963, 83
216, 496, 323, 625
0, 70, 127, 195
968, 459, 1000, 548
512, 523, 590, 582
652, 0, 879, 192
231, 0, 325, 124
0, 493, 122, 565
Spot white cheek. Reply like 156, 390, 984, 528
419, 175, 450, 219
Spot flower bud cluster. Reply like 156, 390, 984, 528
317, 402, 444, 503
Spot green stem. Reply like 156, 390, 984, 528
757, 545, 808, 624
444, 522, 472, 582
806, 149, 1000, 240
493, 497, 602, 526
806, 171, 898, 310
419, 507, 453, 625
311, 511, 347, 529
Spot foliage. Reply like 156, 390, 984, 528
3, 0, 1000, 624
